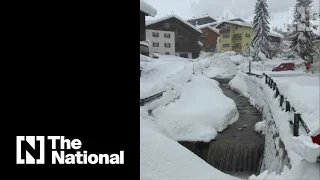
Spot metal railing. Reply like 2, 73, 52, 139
140, 91, 165, 106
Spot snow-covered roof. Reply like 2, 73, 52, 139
197, 22, 219, 29
140, 0, 157, 17
186, 15, 216, 22
198, 25, 220, 35
140, 41, 149, 47
269, 30, 284, 38
146, 14, 202, 34
215, 19, 253, 29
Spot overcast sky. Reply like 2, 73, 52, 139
145, 0, 320, 26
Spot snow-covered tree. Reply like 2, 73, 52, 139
249, 0, 271, 60
287, 0, 318, 59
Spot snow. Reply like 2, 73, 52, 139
229, 55, 246, 65
238, 57, 306, 74
140, 120, 241, 180
146, 14, 202, 34
229, 72, 320, 180
152, 74, 238, 142
198, 25, 220, 34
197, 22, 219, 28
200, 52, 238, 79
292, 135, 320, 163
215, 20, 253, 29
269, 30, 284, 39
255, 120, 266, 134
141, 54, 239, 142
140, 0, 157, 17
140, 41, 149, 47
140, 53, 243, 179
186, 15, 217, 22
198, 40, 203, 46
271, 77, 320, 136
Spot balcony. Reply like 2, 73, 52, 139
219, 28, 230, 34
232, 46, 242, 52
232, 35, 242, 41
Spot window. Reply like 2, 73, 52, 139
223, 44, 230, 48
234, 43, 241, 48
164, 33, 171, 38
223, 34, 230, 38
164, 43, 171, 48
153, 42, 159, 47
165, 52, 170, 55
245, 34, 251, 38
152, 32, 159, 37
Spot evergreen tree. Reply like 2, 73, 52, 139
287, 0, 318, 59
249, 0, 271, 60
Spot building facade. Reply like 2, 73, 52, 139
198, 26, 220, 52
216, 21, 252, 53
146, 14, 202, 59
146, 29, 175, 55
140, 1, 157, 41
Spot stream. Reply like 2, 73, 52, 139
180, 78, 265, 179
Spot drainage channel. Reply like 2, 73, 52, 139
179, 78, 265, 179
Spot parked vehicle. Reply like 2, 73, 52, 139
272, 62, 295, 71
152, 52, 160, 58
140, 41, 150, 56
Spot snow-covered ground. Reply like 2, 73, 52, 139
152, 74, 238, 142
271, 76, 319, 136
140, 54, 241, 179
140, 120, 241, 180
229, 72, 320, 180
198, 51, 240, 79
140, 54, 239, 142
238, 57, 306, 73
140, 52, 319, 180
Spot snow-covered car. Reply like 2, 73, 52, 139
152, 52, 159, 58
140, 41, 150, 56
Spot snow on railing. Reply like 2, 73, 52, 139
246, 72, 320, 162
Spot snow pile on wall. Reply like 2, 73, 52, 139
229, 72, 320, 180
152, 75, 238, 142
140, 120, 241, 180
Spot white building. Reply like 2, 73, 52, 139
146, 29, 175, 55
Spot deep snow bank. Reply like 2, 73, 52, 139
140, 120, 241, 180
152, 75, 239, 142
140, 55, 193, 110
198, 52, 239, 79
229, 72, 320, 180
271, 76, 320, 136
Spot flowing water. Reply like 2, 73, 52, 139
180, 79, 265, 179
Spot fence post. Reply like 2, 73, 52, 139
293, 113, 300, 136
280, 95, 284, 107
285, 101, 290, 112
273, 83, 276, 91
265, 76, 268, 84
275, 88, 279, 98
249, 61, 251, 75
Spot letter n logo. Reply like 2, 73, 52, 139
16, 136, 45, 164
